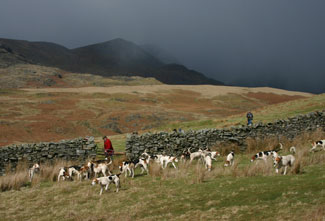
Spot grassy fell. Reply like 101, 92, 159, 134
1, 83, 321, 146
1, 131, 325, 220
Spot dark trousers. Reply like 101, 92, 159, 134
105, 150, 114, 160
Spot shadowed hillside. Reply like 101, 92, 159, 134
0, 38, 223, 85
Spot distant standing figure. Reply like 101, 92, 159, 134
103, 136, 114, 160
246, 112, 253, 126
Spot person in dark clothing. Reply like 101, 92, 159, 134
246, 112, 253, 126
103, 136, 114, 160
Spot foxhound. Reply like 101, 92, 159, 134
189, 148, 204, 162
224, 151, 235, 167
28, 163, 40, 182
119, 158, 149, 177
91, 174, 121, 195
202, 153, 212, 171
57, 167, 71, 182
87, 160, 112, 178
209, 151, 221, 161
251, 150, 279, 162
159, 155, 178, 169
274, 155, 295, 175
310, 140, 325, 152
119, 161, 135, 178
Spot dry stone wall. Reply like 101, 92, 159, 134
0, 136, 97, 175
126, 110, 325, 160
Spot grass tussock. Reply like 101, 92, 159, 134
246, 136, 283, 154
310, 205, 325, 221
148, 161, 163, 178
0, 170, 29, 191
216, 142, 240, 156
192, 163, 206, 184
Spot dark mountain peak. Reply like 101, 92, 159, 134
72, 38, 163, 73
108, 38, 131, 44
73, 38, 138, 51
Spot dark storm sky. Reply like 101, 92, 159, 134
1, 0, 324, 93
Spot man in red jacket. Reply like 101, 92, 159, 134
103, 136, 114, 160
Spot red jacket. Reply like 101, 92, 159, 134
104, 138, 113, 151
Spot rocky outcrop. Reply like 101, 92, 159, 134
0, 43, 30, 68
0, 136, 97, 175
125, 111, 325, 160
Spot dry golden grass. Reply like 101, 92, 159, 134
0, 159, 87, 191
0, 170, 29, 191
148, 161, 162, 178
23, 84, 312, 97
305, 205, 325, 221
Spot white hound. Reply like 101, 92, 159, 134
224, 151, 235, 167
251, 150, 279, 162
189, 149, 204, 162
202, 153, 212, 171
274, 155, 295, 175
310, 140, 325, 152
88, 160, 112, 177
119, 158, 149, 178
160, 155, 178, 169
209, 151, 221, 161
119, 161, 135, 178
57, 167, 70, 182
91, 174, 121, 195
28, 163, 40, 182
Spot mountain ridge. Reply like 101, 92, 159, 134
0, 37, 223, 85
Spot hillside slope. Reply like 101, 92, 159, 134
0, 64, 161, 88
0, 43, 30, 68
0, 85, 316, 146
